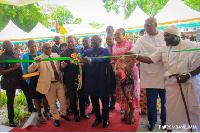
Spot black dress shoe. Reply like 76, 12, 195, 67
54, 120, 60, 127
128, 120, 135, 125
92, 119, 102, 127
61, 115, 71, 121
74, 115, 80, 122
161, 122, 167, 130
148, 123, 155, 131
80, 114, 90, 119
103, 120, 109, 128
9, 121, 16, 127
88, 110, 94, 115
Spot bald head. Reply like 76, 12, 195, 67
3, 40, 13, 53
145, 17, 157, 24
106, 25, 114, 35
144, 17, 158, 35
54, 36, 60, 45
42, 42, 52, 55
91, 35, 101, 49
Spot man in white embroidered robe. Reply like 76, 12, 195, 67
126, 25, 200, 131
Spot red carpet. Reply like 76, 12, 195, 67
10, 103, 141, 132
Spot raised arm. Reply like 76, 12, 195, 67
28, 57, 40, 72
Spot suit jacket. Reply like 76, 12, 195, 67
82, 47, 111, 97
60, 48, 81, 89
28, 53, 61, 94
52, 44, 62, 55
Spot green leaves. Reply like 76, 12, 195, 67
0, 3, 82, 32
89, 22, 105, 29
73, 18, 82, 24
0, 3, 45, 32
183, 0, 200, 11
102, 0, 200, 18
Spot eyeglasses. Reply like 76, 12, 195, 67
44, 47, 52, 50
144, 23, 156, 27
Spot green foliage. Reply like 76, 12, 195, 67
40, 4, 82, 27
102, 0, 200, 18
0, 3, 45, 32
182, 0, 200, 11
0, 90, 31, 126
1, 90, 7, 107
89, 22, 105, 29
137, 0, 168, 17
14, 106, 31, 123
1, 90, 27, 107
14, 91, 27, 106
73, 18, 82, 24
0, 3, 82, 32
51, 5, 74, 25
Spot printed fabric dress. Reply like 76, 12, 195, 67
111, 39, 140, 110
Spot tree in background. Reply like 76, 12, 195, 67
40, 4, 82, 27
0, 3, 82, 32
182, 0, 200, 11
0, 3, 45, 32
102, 0, 200, 19
89, 22, 105, 29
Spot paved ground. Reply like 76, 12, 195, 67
137, 114, 188, 132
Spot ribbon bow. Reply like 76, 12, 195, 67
71, 53, 82, 90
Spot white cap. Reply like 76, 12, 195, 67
163, 25, 180, 37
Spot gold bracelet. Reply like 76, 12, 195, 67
188, 72, 192, 78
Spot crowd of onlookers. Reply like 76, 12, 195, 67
0, 17, 200, 132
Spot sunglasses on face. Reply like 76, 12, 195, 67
144, 23, 156, 27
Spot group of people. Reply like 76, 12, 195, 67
0, 17, 200, 132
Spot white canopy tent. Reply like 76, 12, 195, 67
123, 6, 149, 29
28, 22, 64, 38
0, 20, 31, 42
155, 0, 200, 23
66, 22, 103, 36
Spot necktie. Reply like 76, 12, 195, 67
49, 56, 59, 80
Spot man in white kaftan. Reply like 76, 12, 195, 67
130, 17, 166, 131
130, 25, 200, 131
149, 39, 200, 131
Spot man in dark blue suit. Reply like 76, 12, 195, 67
81, 35, 110, 128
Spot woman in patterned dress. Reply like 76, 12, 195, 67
111, 28, 140, 125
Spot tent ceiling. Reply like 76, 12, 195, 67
155, 0, 200, 23
0, 20, 31, 42
29, 22, 64, 38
